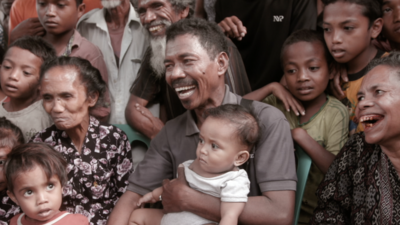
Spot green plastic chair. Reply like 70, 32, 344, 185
293, 145, 312, 225
113, 124, 150, 147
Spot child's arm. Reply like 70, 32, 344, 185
136, 186, 164, 207
220, 202, 246, 225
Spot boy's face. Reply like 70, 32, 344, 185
195, 117, 248, 176
0, 47, 43, 100
283, 41, 330, 103
382, 0, 400, 47
36, 0, 84, 35
0, 146, 12, 191
7, 166, 62, 223
322, 2, 381, 64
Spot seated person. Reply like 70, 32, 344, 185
246, 29, 349, 224
310, 51, 400, 224
108, 18, 296, 225
0, 117, 24, 224
37, 0, 110, 121
5, 143, 89, 224
0, 36, 55, 142
129, 104, 259, 225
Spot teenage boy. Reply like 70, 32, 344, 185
322, 0, 385, 134
37, 0, 110, 121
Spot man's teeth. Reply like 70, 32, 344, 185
175, 85, 195, 92
149, 25, 163, 33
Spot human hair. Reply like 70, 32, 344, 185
5, 143, 68, 193
281, 29, 332, 67
204, 104, 260, 151
367, 51, 400, 75
321, 0, 382, 27
168, 0, 195, 18
0, 117, 24, 149
75, 0, 83, 6
7, 36, 57, 73
166, 18, 228, 60
40, 57, 107, 108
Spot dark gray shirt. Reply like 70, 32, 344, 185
128, 86, 297, 195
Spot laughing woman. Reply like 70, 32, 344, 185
310, 52, 400, 224
31, 57, 133, 225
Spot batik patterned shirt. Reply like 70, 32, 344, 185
30, 116, 133, 225
310, 133, 400, 225
0, 190, 20, 225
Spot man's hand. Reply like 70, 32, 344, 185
10, 18, 45, 43
218, 16, 247, 40
161, 165, 191, 214
135, 103, 164, 139
329, 63, 348, 100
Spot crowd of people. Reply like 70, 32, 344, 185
0, 0, 399, 224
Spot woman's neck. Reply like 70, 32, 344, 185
43, 29, 75, 56
65, 114, 90, 154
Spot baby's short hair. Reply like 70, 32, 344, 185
5, 143, 67, 193
204, 104, 260, 151
0, 117, 24, 148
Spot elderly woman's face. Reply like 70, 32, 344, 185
41, 66, 97, 131
356, 65, 400, 145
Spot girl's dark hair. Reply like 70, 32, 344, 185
0, 117, 24, 148
5, 143, 68, 193
40, 57, 107, 108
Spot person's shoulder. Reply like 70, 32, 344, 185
30, 124, 58, 143
78, 8, 103, 24
73, 30, 104, 58
63, 213, 89, 224
325, 96, 349, 117
250, 97, 288, 122
340, 133, 377, 160
9, 213, 22, 225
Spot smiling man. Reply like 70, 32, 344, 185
108, 18, 297, 225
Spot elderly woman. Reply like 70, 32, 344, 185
310, 52, 400, 224
31, 57, 133, 224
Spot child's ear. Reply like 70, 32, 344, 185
7, 190, 19, 205
370, 18, 383, 39
216, 52, 229, 77
234, 150, 250, 167
87, 91, 99, 107
77, 3, 86, 20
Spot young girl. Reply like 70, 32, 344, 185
5, 143, 89, 225
129, 104, 260, 225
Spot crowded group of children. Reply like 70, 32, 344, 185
0, 0, 399, 224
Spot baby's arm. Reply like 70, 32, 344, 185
136, 186, 163, 207
220, 202, 246, 225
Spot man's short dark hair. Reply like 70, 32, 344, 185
40, 57, 107, 108
204, 104, 260, 150
322, 0, 382, 26
7, 36, 57, 71
166, 18, 228, 60
368, 51, 400, 75
5, 143, 68, 193
168, 0, 195, 18
281, 29, 333, 67
0, 117, 24, 148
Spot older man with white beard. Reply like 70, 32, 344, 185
77, 0, 149, 124
125, 0, 251, 144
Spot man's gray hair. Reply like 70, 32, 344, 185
368, 51, 400, 76
169, 0, 195, 18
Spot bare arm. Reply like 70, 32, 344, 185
220, 202, 245, 225
137, 186, 163, 206
125, 94, 164, 139
106, 191, 142, 225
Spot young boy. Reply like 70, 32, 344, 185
5, 143, 89, 224
379, 0, 400, 50
37, 0, 110, 121
322, 0, 385, 134
0, 36, 56, 142
129, 104, 260, 225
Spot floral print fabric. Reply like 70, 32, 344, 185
31, 116, 133, 225
0, 190, 20, 224
310, 133, 400, 225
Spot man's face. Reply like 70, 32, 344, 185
137, 0, 186, 37
382, 0, 400, 48
164, 34, 221, 110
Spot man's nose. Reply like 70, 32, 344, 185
45, 4, 56, 17
143, 9, 156, 25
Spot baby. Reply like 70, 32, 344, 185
5, 143, 89, 224
129, 104, 260, 225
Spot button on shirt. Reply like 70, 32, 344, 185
77, 5, 149, 124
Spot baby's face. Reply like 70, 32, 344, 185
0, 146, 12, 191
195, 117, 247, 176
8, 166, 62, 223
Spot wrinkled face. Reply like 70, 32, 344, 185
322, 2, 376, 64
382, 0, 400, 48
0, 146, 12, 191
164, 34, 221, 110
137, 0, 186, 37
195, 117, 246, 176
36, 0, 84, 35
41, 66, 96, 131
8, 166, 62, 223
0, 47, 42, 100
356, 65, 400, 146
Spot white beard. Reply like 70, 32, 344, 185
150, 36, 166, 79
101, 0, 122, 8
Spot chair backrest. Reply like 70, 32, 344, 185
293, 145, 312, 225
113, 124, 150, 147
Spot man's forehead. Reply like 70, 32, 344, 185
166, 34, 203, 53
138, 0, 169, 7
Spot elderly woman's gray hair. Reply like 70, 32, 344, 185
368, 51, 400, 75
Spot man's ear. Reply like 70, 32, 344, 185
77, 3, 86, 20
216, 52, 229, 77
179, 6, 190, 19
370, 18, 383, 39
234, 150, 250, 167
7, 190, 19, 205
87, 91, 99, 107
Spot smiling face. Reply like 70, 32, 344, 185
356, 65, 400, 146
0, 146, 12, 191
382, 0, 400, 49
8, 166, 62, 223
41, 66, 97, 131
283, 41, 330, 103
0, 47, 43, 100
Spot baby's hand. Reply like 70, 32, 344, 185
137, 192, 157, 207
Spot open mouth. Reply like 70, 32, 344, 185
149, 25, 164, 34
331, 49, 346, 58
5, 84, 17, 92
359, 114, 383, 129
297, 86, 313, 94
38, 209, 51, 217
175, 85, 196, 99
